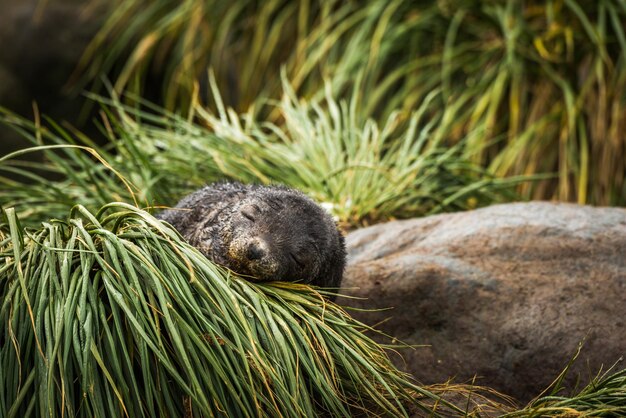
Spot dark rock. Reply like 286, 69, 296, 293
340, 202, 626, 403
0, 0, 105, 155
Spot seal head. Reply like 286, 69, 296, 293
157, 182, 345, 290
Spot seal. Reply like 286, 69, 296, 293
156, 182, 345, 291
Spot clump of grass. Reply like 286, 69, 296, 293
96, 75, 528, 227
0, 106, 174, 227
73, 0, 363, 114
0, 202, 468, 417
73, 0, 626, 206
501, 362, 626, 417
1, 74, 529, 229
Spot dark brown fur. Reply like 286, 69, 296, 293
157, 182, 345, 291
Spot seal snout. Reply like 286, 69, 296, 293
245, 240, 267, 261
235, 237, 281, 280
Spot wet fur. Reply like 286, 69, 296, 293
156, 182, 346, 290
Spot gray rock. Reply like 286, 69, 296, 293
340, 202, 626, 402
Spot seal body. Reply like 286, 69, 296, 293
156, 182, 345, 290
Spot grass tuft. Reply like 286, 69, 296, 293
1, 76, 531, 229
73, 0, 626, 206
501, 362, 626, 417
0, 202, 467, 417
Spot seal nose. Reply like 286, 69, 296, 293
246, 242, 266, 261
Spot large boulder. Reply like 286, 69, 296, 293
340, 202, 626, 403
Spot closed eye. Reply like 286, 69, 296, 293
241, 211, 255, 222
241, 204, 261, 222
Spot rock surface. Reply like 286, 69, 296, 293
340, 202, 626, 403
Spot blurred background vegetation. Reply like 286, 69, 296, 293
2, 0, 626, 225
78, 0, 626, 204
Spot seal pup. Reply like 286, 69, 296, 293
157, 182, 345, 291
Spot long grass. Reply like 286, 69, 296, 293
2, 186, 626, 417
1, 72, 530, 228
0, 202, 470, 417
1, 106, 625, 418
102, 74, 530, 227
72, 0, 626, 206
0, 115, 142, 226
501, 360, 626, 417
2, 1, 626, 414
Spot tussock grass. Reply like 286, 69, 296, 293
0, 202, 466, 417
0, 107, 173, 227
0, 78, 528, 228
103, 75, 528, 227
2, 2, 626, 413
74, 0, 626, 206
1, 121, 625, 417
501, 362, 626, 417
